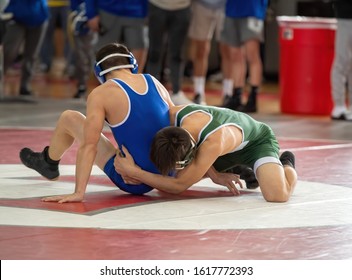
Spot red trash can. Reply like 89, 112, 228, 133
277, 16, 336, 115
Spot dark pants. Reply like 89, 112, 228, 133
3, 20, 48, 91
147, 3, 191, 93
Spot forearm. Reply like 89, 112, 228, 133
74, 144, 97, 197
131, 169, 193, 194
205, 166, 219, 181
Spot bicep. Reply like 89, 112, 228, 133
84, 96, 105, 145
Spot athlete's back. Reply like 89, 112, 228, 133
102, 74, 171, 194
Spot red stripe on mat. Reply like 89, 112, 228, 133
1, 224, 351, 260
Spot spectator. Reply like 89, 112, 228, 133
40, 0, 72, 74
188, 0, 230, 105
220, 0, 268, 112
330, 0, 352, 121
147, 0, 192, 105
3, 0, 49, 96
85, 0, 148, 73
68, 0, 96, 98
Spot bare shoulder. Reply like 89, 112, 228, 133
149, 75, 174, 106
89, 81, 123, 99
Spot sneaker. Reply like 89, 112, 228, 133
240, 100, 257, 113
19, 146, 59, 180
228, 164, 259, 189
19, 88, 33, 96
193, 93, 206, 105
279, 151, 295, 168
171, 91, 193, 105
331, 112, 352, 121
74, 85, 86, 99
221, 95, 242, 110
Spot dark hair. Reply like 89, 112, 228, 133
95, 43, 130, 72
150, 127, 195, 175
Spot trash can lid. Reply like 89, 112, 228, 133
277, 16, 337, 30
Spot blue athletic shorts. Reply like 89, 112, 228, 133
103, 155, 153, 195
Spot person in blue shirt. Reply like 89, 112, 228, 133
39, 0, 71, 74
3, 0, 49, 96
68, 0, 96, 98
85, 0, 148, 73
19, 42, 173, 203
220, 0, 268, 113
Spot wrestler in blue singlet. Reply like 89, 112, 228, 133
103, 74, 170, 195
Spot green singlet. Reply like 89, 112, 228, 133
175, 104, 281, 173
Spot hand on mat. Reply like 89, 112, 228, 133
42, 192, 84, 203
210, 172, 243, 196
114, 145, 141, 179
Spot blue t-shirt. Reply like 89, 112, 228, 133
5, 0, 49, 26
225, 0, 268, 20
85, 0, 148, 20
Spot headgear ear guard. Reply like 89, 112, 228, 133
94, 51, 139, 84
175, 138, 197, 170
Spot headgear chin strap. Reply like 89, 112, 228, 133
175, 138, 197, 170
94, 52, 138, 84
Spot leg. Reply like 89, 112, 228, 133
219, 42, 233, 97
168, 7, 191, 94
191, 38, 210, 104
244, 39, 262, 88
72, 32, 94, 98
21, 22, 47, 95
146, 3, 167, 80
40, 7, 56, 70
242, 39, 262, 112
3, 22, 25, 73
124, 21, 149, 73
231, 45, 246, 89
221, 44, 245, 109
331, 19, 351, 119
48, 110, 116, 170
256, 161, 297, 203
20, 110, 116, 179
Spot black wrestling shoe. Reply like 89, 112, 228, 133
193, 93, 206, 105
229, 165, 259, 189
280, 151, 295, 168
19, 146, 59, 180
240, 101, 257, 113
19, 88, 33, 96
73, 85, 86, 99
221, 95, 242, 111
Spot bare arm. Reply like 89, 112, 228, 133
73, 95, 105, 199
114, 144, 214, 193
205, 166, 242, 195
43, 92, 106, 203
151, 75, 175, 107
115, 139, 242, 195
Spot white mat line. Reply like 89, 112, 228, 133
282, 143, 352, 152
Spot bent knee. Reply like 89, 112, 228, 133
60, 110, 85, 123
264, 193, 289, 203
261, 183, 290, 203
